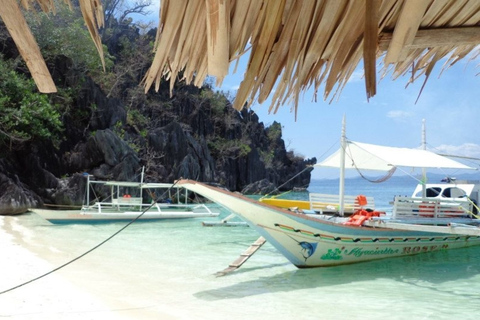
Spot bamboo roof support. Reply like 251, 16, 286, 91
364, 0, 379, 100
384, 0, 430, 65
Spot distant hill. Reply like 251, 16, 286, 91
313, 171, 480, 183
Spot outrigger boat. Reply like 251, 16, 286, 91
32, 172, 220, 224
177, 119, 480, 268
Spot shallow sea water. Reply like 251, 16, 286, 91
2, 177, 480, 319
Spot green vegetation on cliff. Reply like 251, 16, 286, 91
0, 58, 63, 149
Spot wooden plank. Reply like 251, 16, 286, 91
0, 0, 56, 93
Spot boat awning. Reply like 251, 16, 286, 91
103, 181, 142, 187
315, 141, 475, 171
92, 182, 182, 189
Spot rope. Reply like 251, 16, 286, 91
464, 197, 480, 220
342, 141, 397, 183
0, 180, 179, 295
261, 165, 312, 199
355, 166, 397, 183
267, 190, 292, 200
86, 182, 100, 206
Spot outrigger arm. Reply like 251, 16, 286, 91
214, 236, 266, 276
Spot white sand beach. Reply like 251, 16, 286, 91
0, 215, 177, 320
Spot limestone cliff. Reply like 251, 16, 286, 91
0, 29, 315, 215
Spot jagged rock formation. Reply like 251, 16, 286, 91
0, 22, 315, 215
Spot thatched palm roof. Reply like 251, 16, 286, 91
2, 0, 480, 114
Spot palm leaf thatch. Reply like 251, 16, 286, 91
144, 0, 480, 116
2, 1, 480, 115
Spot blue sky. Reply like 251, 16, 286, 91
136, 3, 480, 179
215, 54, 480, 179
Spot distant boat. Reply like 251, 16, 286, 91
177, 118, 480, 267
31, 170, 220, 224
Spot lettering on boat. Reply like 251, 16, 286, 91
320, 244, 449, 260
401, 244, 448, 254
345, 247, 399, 258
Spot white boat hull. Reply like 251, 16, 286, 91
31, 206, 219, 224
252, 212, 480, 267
178, 180, 480, 267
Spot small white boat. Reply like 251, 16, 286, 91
31, 172, 220, 224
177, 119, 480, 268
32, 203, 219, 224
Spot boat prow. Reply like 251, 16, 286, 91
177, 179, 480, 268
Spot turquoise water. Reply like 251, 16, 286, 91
3, 177, 480, 319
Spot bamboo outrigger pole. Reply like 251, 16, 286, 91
421, 119, 427, 198
215, 236, 266, 276
339, 115, 347, 216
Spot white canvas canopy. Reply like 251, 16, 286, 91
315, 141, 475, 171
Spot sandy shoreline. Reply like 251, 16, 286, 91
0, 215, 177, 320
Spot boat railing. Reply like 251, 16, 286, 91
309, 193, 375, 213
153, 202, 212, 213
90, 200, 211, 213
392, 196, 471, 220
89, 198, 143, 212
112, 197, 143, 206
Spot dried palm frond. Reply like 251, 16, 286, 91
144, 0, 480, 114
2, 0, 480, 114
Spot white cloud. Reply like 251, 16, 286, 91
432, 143, 480, 159
386, 110, 414, 120
347, 71, 364, 83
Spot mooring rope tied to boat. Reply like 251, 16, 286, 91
464, 197, 480, 219
0, 180, 180, 295
262, 165, 311, 199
